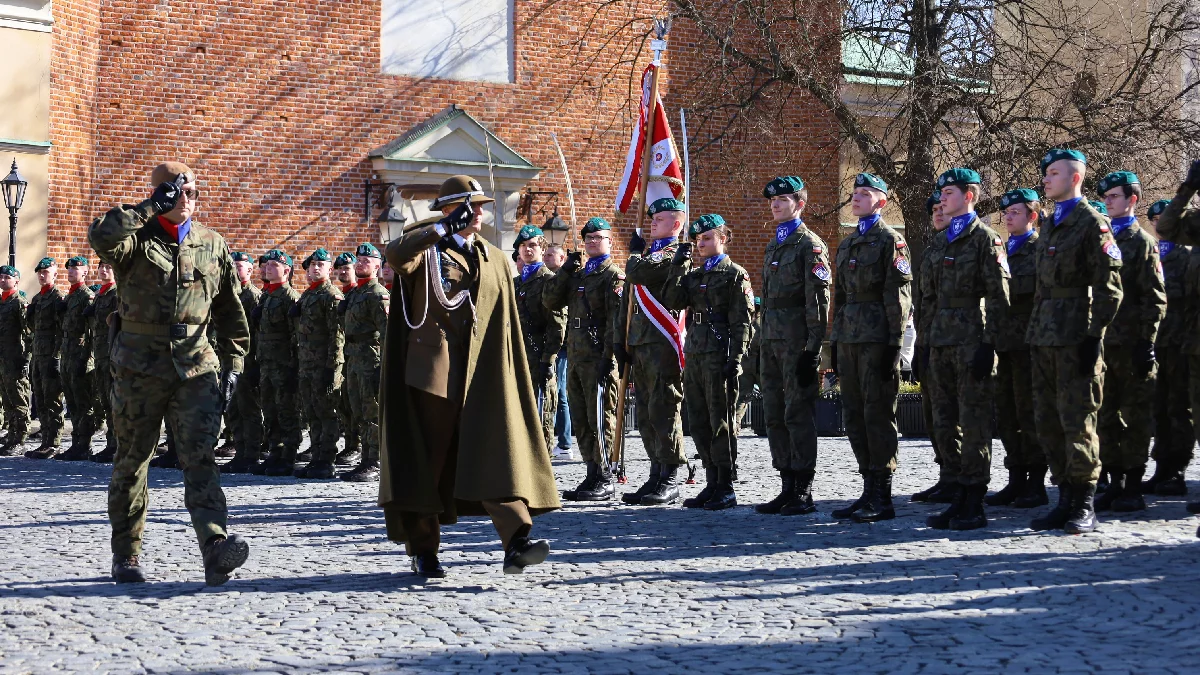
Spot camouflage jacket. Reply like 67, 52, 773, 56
256, 283, 300, 369
1156, 242, 1192, 349
1025, 200, 1123, 347
340, 279, 389, 371
0, 289, 30, 360
27, 286, 65, 359
238, 283, 262, 371
617, 241, 683, 349
543, 256, 624, 362
831, 219, 913, 346
919, 216, 1010, 348
296, 280, 344, 372
663, 255, 755, 364
90, 285, 119, 364
760, 224, 830, 352
1156, 187, 1200, 354
61, 284, 95, 364
1104, 221, 1166, 346
88, 201, 249, 379
515, 264, 566, 367
912, 234, 946, 350
994, 231, 1038, 353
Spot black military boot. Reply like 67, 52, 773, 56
25, 442, 62, 460
1013, 466, 1050, 508
250, 450, 281, 475
201, 533, 250, 586
339, 457, 380, 482
926, 483, 965, 530
111, 555, 146, 583
214, 440, 237, 459
56, 442, 92, 461
683, 467, 718, 508
641, 464, 681, 505
1097, 469, 1110, 494
503, 537, 550, 574
1063, 482, 1098, 534
1112, 465, 1146, 512
703, 466, 737, 511
295, 460, 336, 479
574, 462, 615, 501
852, 471, 895, 522
781, 470, 817, 516
563, 462, 598, 501
1152, 466, 1188, 496
149, 447, 179, 469
222, 451, 260, 474
950, 484, 989, 531
1094, 470, 1125, 512
264, 452, 298, 477
984, 467, 1026, 506
755, 471, 796, 514
833, 473, 872, 519
90, 444, 116, 463
911, 478, 952, 503
335, 446, 360, 466
623, 462, 661, 504
1031, 483, 1073, 531
295, 450, 313, 464
411, 553, 445, 578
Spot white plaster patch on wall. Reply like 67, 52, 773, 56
381, 0, 513, 83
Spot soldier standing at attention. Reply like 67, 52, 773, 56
615, 198, 690, 506
332, 252, 361, 467
922, 169, 1010, 531
544, 218, 624, 501
293, 249, 345, 479
987, 189, 1048, 509
380, 261, 395, 294
0, 265, 31, 456
24, 257, 66, 459
753, 176, 831, 516
513, 226, 567, 457
1027, 149, 1123, 535
911, 190, 953, 503
222, 252, 264, 473
251, 249, 301, 476
830, 172, 913, 523
544, 243, 574, 459
57, 256, 98, 461
663, 214, 754, 510
1094, 172, 1166, 513
87, 262, 119, 462
89, 161, 250, 585
339, 244, 389, 482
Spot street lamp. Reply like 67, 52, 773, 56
543, 206, 569, 246
2, 159, 27, 268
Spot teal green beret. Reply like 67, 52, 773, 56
302, 248, 331, 269
89, 284, 101, 292
230, 251, 252, 263
514, 225, 544, 247
754, 296, 761, 307
1148, 199, 1171, 219
688, 214, 726, 237
1088, 200, 1108, 216
334, 252, 357, 268
1097, 171, 1139, 196
763, 176, 805, 198
1041, 148, 1087, 175
355, 243, 381, 259
33, 257, 54, 272
647, 198, 685, 216
999, 188, 1040, 209
0, 265, 18, 278
854, 173, 888, 193
262, 249, 292, 266
926, 190, 942, 216
936, 168, 982, 189
66, 256, 89, 268
581, 217, 611, 234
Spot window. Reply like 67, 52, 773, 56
381, 0, 513, 84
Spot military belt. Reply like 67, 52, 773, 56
845, 291, 883, 303
1049, 287, 1091, 299
121, 320, 207, 339
938, 296, 983, 309
571, 317, 603, 330
345, 331, 380, 344
764, 296, 805, 309
299, 334, 330, 344
688, 311, 728, 325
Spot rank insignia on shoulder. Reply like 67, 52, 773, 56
1103, 241, 1122, 260
895, 257, 911, 275
811, 262, 831, 281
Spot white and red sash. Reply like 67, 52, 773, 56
634, 284, 686, 371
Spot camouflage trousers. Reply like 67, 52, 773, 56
229, 373, 265, 461
995, 349, 1043, 468
346, 364, 381, 462
30, 355, 64, 445
629, 342, 685, 466
838, 342, 900, 473
1098, 343, 1157, 470
525, 355, 558, 455
760, 339, 820, 472
1151, 348, 1193, 471
339, 379, 359, 454
915, 345, 949, 479
108, 365, 227, 555
684, 351, 738, 470
94, 359, 115, 449
299, 367, 342, 463
566, 358, 618, 465
0, 358, 31, 441
61, 351, 96, 447
1030, 344, 1103, 485
929, 344, 993, 486
260, 365, 302, 460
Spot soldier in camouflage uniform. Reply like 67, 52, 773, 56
251, 249, 302, 476
513, 225, 567, 459
1027, 149, 1123, 535
663, 214, 754, 510
921, 169, 1010, 531
1144, 199, 1193, 495
292, 248, 345, 479
222, 252, 265, 473
830, 172, 913, 523
24, 257, 66, 459
737, 299, 761, 426
57, 256, 98, 461
89, 161, 250, 585
88, 262, 119, 462
615, 198, 689, 506
544, 217, 624, 501
987, 189, 1048, 509
751, 176, 832, 516
332, 252, 360, 466
339, 244, 389, 482
911, 190, 953, 503
0, 265, 31, 455
1094, 172, 1167, 513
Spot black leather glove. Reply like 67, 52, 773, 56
1077, 336, 1102, 376
219, 368, 239, 414
337, 298, 349, 314
723, 359, 740, 379
830, 342, 839, 376
537, 361, 553, 385
613, 343, 629, 373
796, 350, 819, 386
1132, 339, 1156, 377
1185, 158, 1200, 190
439, 202, 474, 236
150, 180, 183, 215
970, 343, 995, 381
629, 230, 646, 255
287, 303, 301, 319
82, 305, 96, 318
882, 345, 901, 375
563, 251, 583, 275
595, 357, 614, 382
671, 242, 693, 266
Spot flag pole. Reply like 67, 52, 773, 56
680, 108, 690, 227
550, 132, 578, 249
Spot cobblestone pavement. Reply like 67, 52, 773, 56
1, 428, 1199, 674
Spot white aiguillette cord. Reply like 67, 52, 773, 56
398, 244, 477, 331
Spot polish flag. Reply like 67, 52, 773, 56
615, 63, 685, 213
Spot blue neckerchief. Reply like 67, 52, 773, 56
1110, 216, 1136, 236
647, 237, 674, 255
1160, 241, 1175, 257
584, 254, 610, 275
519, 261, 543, 284
775, 218, 802, 243
704, 254, 727, 271
176, 218, 192, 244
858, 213, 881, 236
946, 212, 975, 243
1006, 229, 1034, 255
1053, 197, 1082, 227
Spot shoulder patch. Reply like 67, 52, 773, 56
895, 240, 907, 249
996, 252, 1010, 275
1099, 224, 1110, 233
1103, 240, 1122, 260
894, 257, 911, 275
812, 246, 823, 255
993, 237, 1003, 246
811, 262, 831, 281
648, 252, 663, 263
617, 273, 626, 281
615, 285, 623, 297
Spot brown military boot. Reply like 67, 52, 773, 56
201, 534, 250, 587
111, 555, 146, 583
25, 442, 62, 460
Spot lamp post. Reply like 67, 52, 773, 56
2, 159, 28, 269
543, 206, 569, 247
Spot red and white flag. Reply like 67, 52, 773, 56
633, 284, 687, 371
615, 63, 685, 213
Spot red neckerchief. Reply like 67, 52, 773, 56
308, 280, 326, 291
39, 284, 53, 296
356, 277, 373, 287
69, 282, 84, 294
97, 282, 114, 296
263, 282, 283, 293
157, 215, 180, 241
384, 282, 393, 292
0, 289, 16, 302
340, 283, 353, 293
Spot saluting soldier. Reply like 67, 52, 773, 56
544, 217, 625, 501
251, 249, 301, 476
1027, 149, 1123, 535
0, 265, 31, 455
25, 257, 66, 459
222, 252, 265, 473
87, 261, 119, 462
921, 169, 1010, 531
753, 176, 831, 516
339, 244, 389, 482
988, 189, 1048, 509
1094, 172, 1166, 513
911, 190, 952, 503
830, 173, 913, 523
332, 252, 361, 467
663, 214, 754, 510
513, 225, 567, 458
615, 198, 689, 506
293, 248, 345, 479
57, 256, 98, 461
